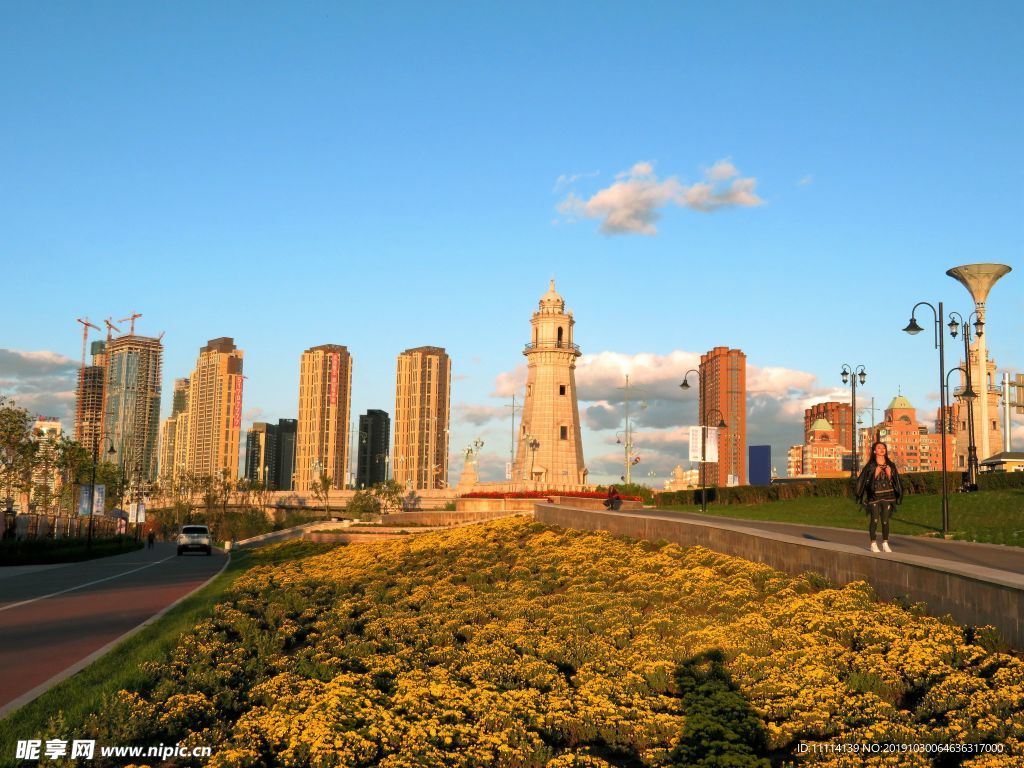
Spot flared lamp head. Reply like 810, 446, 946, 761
946, 263, 1012, 307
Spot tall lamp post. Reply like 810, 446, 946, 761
87, 436, 117, 549
840, 365, 867, 477
902, 301, 949, 535
947, 311, 985, 490
680, 370, 727, 515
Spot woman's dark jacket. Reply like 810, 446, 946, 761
854, 460, 903, 505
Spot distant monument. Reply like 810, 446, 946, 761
511, 281, 588, 488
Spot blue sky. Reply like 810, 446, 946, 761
2, 1, 1021, 483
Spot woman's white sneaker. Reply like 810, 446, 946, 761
870, 542, 881, 552
881, 541, 892, 553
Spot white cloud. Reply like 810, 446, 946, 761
798, 175, 813, 186
0, 348, 78, 426
454, 403, 507, 426
491, 349, 867, 480
552, 170, 599, 193
490, 364, 527, 397
556, 159, 763, 236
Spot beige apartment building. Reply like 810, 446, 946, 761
158, 378, 189, 482
184, 338, 244, 478
295, 344, 353, 491
393, 346, 451, 490
512, 281, 587, 486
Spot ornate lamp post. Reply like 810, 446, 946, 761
947, 311, 985, 490
87, 436, 117, 549
903, 301, 949, 534
680, 370, 726, 514
840, 365, 867, 477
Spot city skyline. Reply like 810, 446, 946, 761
2, 3, 1022, 484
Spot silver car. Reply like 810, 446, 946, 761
177, 524, 212, 556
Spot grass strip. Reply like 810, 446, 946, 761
0, 540, 338, 764
661, 488, 1024, 546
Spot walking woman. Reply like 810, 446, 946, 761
855, 441, 903, 552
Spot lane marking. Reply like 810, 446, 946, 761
0, 555, 185, 613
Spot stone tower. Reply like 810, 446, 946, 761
513, 281, 587, 487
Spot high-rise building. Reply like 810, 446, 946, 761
512, 282, 586, 486
158, 378, 189, 483
295, 345, 353, 492
275, 418, 297, 490
804, 402, 854, 452
74, 340, 107, 454
861, 395, 953, 473
698, 346, 746, 487
184, 338, 244, 478
801, 418, 848, 478
30, 417, 63, 508
104, 334, 163, 482
393, 346, 452, 490
244, 422, 279, 486
356, 409, 391, 488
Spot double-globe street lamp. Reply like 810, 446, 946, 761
947, 311, 985, 490
902, 301, 950, 534
840, 365, 867, 478
679, 370, 727, 515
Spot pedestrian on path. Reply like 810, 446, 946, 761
146, 530, 155, 549
855, 441, 903, 553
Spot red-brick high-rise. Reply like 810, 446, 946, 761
698, 347, 746, 487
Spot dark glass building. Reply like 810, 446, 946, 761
356, 409, 391, 488
275, 418, 298, 490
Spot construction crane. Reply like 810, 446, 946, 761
104, 317, 121, 343
76, 317, 101, 369
118, 312, 143, 335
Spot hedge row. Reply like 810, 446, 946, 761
654, 470, 1024, 507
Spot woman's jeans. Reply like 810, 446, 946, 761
867, 501, 894, 541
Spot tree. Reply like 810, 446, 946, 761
346, 489, 380, 519
372, 480, 405, 516
310, 470, 332, 518
0, 396, 33, 512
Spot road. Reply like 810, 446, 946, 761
0, 542, 226, 717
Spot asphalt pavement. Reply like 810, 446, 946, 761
0, 542, 225, 717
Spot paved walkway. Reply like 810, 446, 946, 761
620, 508, 1024, 575
0, 543, 226, 718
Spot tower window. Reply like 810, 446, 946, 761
559, 384, 566, 395
560, 426, 568, 440
557, 327, 564, 346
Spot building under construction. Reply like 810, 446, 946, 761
74, 340, 107, 453
104, 334, 164, 483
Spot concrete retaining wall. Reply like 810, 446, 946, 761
535, 504, 1024, 649
384, 509, 529, 525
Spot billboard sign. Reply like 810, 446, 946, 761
688, 426, 719, 463
77, 484, 106, 516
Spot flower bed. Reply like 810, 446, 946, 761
83, 518, 1023, 767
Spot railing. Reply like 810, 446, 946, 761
523, 342, 581, 353
2, 513, 136, 541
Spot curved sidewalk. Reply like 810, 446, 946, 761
535, 504, 1024, 648
0, 543, 227, 718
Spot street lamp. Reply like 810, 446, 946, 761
947, 311, 984, 490
840, 364, 867, 477
903, 300, 950, 534
680, 369, 726, 514
87, 436, 117, 549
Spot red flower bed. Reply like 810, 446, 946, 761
461, 490, 642, 501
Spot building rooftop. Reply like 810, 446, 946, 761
887, 395, 914, 410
